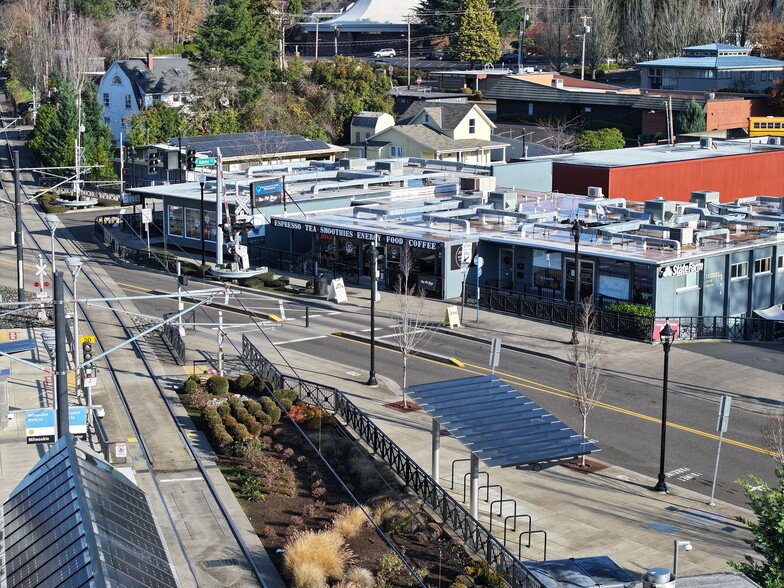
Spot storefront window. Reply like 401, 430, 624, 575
632, 264, 654, 305
597, 260, 630, 302
168, 206, 183, 237
532, 250, 561, 290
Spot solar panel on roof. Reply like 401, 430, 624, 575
406, 375, 598, 468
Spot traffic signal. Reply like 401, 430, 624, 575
148, 150, 160, 174
82, 339, 93, 364
186, 148, 196, 171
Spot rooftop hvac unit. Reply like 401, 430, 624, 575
644, 199, 677, 222
340, 158, 367, 170
487, 191, 517, 211
699, 137, 713, 149
767, 137, 783, 146
587, 186, 604, 198
668, 226, 693, 245
690, 190, 720, 207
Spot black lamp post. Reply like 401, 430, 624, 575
570, 219, 582, 345
198, 173, 206, 269
366, 243, 378, 386
654, 321, 676, 492
177, 135, 183, 183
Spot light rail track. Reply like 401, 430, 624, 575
0, 126, 270, 587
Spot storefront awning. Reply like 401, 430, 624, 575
754, 305, 784, 321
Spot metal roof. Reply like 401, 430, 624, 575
405, 375, 598, 468
1, 435, 178, 588
636, 55, 784, 69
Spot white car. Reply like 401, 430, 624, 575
373, 48, 396, 58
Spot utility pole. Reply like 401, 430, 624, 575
407, 13, 412, 89
518, 7, 529, 70
14, 150, 24, 303
580, 16, 591, 81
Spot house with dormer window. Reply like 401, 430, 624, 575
97, 54, 192, 143
347, 103, 507, 163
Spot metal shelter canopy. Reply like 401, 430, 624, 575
406, 375, 599, 467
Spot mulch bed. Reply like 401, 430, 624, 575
384, 400, 422, 413
562, 458, 608, 474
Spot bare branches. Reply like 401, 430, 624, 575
55, 10, 100, 98
568, 297, 605, 467
390, 244, 435, 407
763, 408, 784, 466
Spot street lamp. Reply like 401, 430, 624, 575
673, 539, 693, 579
65, 256, 83, 397
654, 321, 676, 492
198, 173, 207, 269
570, 219, 582, 345
366, 242, 378, 386
45, 214, 60, 273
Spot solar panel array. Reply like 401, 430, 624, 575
173, 132, 332, 159
405, 375, 599, 468
1, 435, 178, 588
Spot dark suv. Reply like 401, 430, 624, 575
500, 52, 519, 64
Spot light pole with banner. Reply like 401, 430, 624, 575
367, 238, 379, 386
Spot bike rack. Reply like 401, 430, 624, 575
450, 458, 471, 489
518, 529, 547, 562
480, 482, 503, 504
488, 498, 517, 533
463, 471, 490, 503
504, 514, 532, 545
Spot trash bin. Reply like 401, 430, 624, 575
313, 273, 328, 296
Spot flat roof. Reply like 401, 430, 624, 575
552, 139, 784, 168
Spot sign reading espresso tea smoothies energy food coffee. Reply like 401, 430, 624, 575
270, 219, 441, 250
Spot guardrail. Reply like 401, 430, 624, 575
240, 334, 546, 588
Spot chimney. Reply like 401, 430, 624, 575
147, 53, 154, 70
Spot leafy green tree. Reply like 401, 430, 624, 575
309, 56, 393, 142
730, 469, 784, 588
195, 0, 278, 100
125, 103, 186, 146
675, 99, 706, 134
456, 0, 501, 65
492, 0, 523, 38
415, 0, 463, 39
574, 127, 625, 151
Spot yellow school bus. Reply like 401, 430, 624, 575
748, 116, 784, 137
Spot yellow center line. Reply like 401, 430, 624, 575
331, 333, 775, 458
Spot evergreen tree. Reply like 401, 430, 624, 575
492, 0, 522, 38
81, 86, 117, 181
195, 0, 278, 101
574, 127, 625, 151
126, 103, 186, 146
41, 81, 78, 168
28, 103, 57, 161
675, 99, 706, 134
730, 469, 784, 588
415, 0, 463, 39
456, 0, 501, 65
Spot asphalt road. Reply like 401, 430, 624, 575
59, 212, 782, 509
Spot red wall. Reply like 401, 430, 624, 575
553, 151, 784, 202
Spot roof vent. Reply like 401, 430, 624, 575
642, 568, 674, 588
551, 78, 564, 89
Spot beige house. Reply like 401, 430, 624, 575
348, 103, 507, 163
350, 111, 395, 145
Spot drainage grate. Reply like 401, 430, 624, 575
204, 558, 241, 568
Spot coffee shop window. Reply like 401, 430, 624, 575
532, 250, 561, 291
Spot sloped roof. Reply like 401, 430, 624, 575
2, 435, 178, 588
117, 55, 191, 95
637, 55, 784, 69
398, 103, 484, 130
382, 124, 505, 153
685, 43, 749, 52
352, 111, 393, 128
300, 0, 419, 32
173, 131, 347, 161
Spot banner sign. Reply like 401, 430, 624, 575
26, 409, 55, 444
251, 179, 283, 207
271, 218, 441, 251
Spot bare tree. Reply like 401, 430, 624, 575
100, 11, 156, 62
537, 116, 577, 153
534, 0, 574, 71
55, 9, 100, 99
578, 0, 618, 77
1, 0, 57, 96
656, 0, 707, 58
726, 0, 768, 46
762, 408, 784, 466
148, 0, 208, 46
568, 298, 605, 468
390, 244, 435, 408
620, 0, 656, 61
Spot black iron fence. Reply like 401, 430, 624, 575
670, 315, 783, 342
240, 335, 546, 588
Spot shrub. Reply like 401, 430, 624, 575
464, 560, 505, 588
206, 375, 229, 395
187, 387, 211, 411
217, 402, 231, 417
260, 397, 282, 422
288, 560, 327, 588
239, 474, 266, 502
606, 302, 655, 318
223, 415, 252, 441
332, 507, 368, 538
284, 530, 355, 583
232, 373, 255, 393
203, 406, 233, 448
183, 378, 200, 393
338, 567, 376, 588
262, 525, 276, 539
375, 553, 427, 587
370, 497, 397, 528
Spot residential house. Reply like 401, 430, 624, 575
98, 54, 191, 144
348, 103, 507, 163
637, 43, 784, 94
349, 111, 395, 145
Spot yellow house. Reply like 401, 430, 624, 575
348, 103, 507, 163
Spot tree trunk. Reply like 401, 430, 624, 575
402, 354, 408, 408
580, 414, 588, 468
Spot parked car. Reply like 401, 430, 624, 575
374, 48, 396, 58
500, 52, 519, 64
428, 50, 445, 60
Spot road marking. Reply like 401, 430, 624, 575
159, 477, 203, 483
328, 333, 777, 459
275, 335, 328, 345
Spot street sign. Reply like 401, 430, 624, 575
80, 335, 96, 345
26, 409, 55, 444
474, 255, 484, 268
195, 157, 216, 166
141, 208, 152, 225
717, 395, 732, 433
115, 442, 127, 459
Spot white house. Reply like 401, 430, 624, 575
98, 54, 191, 144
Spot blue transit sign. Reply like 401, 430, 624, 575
69, 407, 87, 438
252, 179, 283, 207
26, 409, 55, 444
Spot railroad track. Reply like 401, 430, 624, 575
0, 119, 273, 587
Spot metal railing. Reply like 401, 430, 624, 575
240, 335, 546, 588
94, 215, 184, 274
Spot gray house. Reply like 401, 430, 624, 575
637, 43, 784, 93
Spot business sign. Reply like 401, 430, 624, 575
451, 243, 476, 271
659, 261, 704, 278
652, 319, 680, 341
418, 275, 437, 291
251, 179, 283, 207
270, 218, 441, 251
328, 278, 348, 303
26, 409, 55, 444
121, 192, 141, 205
